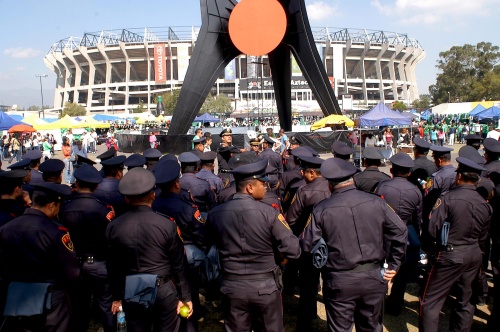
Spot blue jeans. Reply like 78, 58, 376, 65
8, 149, 20, 163
64, 158, 73, 184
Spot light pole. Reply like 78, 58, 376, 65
35, 74, 48, 118
251, 61, 266, 127
448, 91, 451, 103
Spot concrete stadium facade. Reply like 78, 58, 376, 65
44, 27, 425, 114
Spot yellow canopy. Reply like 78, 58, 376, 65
35, 115, 82, 130
310, 114, 354, 131
22, 115, 48, 130
156, 115, 165, 121
77, 116, 110, 129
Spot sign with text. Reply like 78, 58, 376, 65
240, 77, 310, 90
154, 44, 166, 83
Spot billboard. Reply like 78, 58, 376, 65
240, 77, 310, 90
154, 44, 166, 83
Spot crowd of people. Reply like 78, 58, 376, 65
0, 123, 499, 332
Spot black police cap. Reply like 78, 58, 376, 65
456, 157, 487, 174
100, 155, 126, 167
33, 182, 72, 200
230, 159, 269, 182
219, 128, 233, 137
178, 152, 200, 164
389, 152, 414, 169
97, 147, 116, 161
162, 154, 178, 162
124, 154, 147, 169
38, 159, 65, 174
119, 168, 156, 196
298, 156, 324, 169
262, 136, 275, 145
22, 150, 42, 161
143, 148, 162, 160
321, 158, 358, 181
291, 146, 314, 158
249, 138, 261, 146
289, 136, 301, 145
413, 137, 431, 150
332, 141, 354, 156
430, 145, 454, 157
0, 169, 29, 180
458, 146, 485, 165
193, 137, 206, 145
464, 134, 483, 141
200, 151, 217, 163
362, 147, 384, 160
154, 159, 181, 185
483, 138, 500, 154
228, 151, 259, 169
8, 158, 32, 170
303, 146, 320, 157
152, 154, 178, 172
75, 155, 96, 166
73, 164, 103, 184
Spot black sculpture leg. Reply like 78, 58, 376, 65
268, 43, 293, 131
168, 0, 241, 136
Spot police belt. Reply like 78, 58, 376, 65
332, 262, 381, 273
219, 169, 231, 173
155, 275, 171, 287
223, 272, 274, 281
438, 242, 478, 253
78, 256, 105, 264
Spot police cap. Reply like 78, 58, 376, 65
483, 138, 500, 154
228, 151, 259, 169
249, 138, 261, 146
362, 147, 384, 160
75, 155, 96, 166
321, 158, 358, 181
97, 147, 116, 161
413, 137, 431, 150
152, 154, 178, 172
162, 154, 178, 162
119, 168, 156, 196
101, 155, 126, 168
154, 159, 181, 185
464, 134, 482, 141
22, 150, 42, 161
458, 146, 485, 165
290, 146, 314, 158
332, 141, 354, 156
430, 145, 454, 156
33, 182, 72, 201
230, 159, 269, 182
124, 154, 147, 169
298, 156, 324, 170
289, 136, 301, 145
143, 148, 162, 160
262, 136, 275, 145
73, 164, 103, 184
219, 128, 232, 137
8, 158, 32, 170
38, 159, 65, 174
200, 151, 217, 164
178, 152, 200, 165
389, 152, 414, 169
193, 137, 206, 146
0, 169, 29, 180
456, 157, 487, 175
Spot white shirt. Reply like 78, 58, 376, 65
364, 137, 377, 147
486, 130, 500, 141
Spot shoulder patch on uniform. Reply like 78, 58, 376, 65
194, 209, 205, 224
304, 214, 312, 230
106, 205, 115, 222
58, 226, 68, 232
277, 214, 291, 230
61, 233, 74, 252
177, 226, 184, 242
290, 194, 297, 206
283, 192, 290, 203
433, 198, 442, 210
271, 203, 280, 210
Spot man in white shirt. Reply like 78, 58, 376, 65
487, 126, 500, 141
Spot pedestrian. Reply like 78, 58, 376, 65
62, 137, 72, 183
149, 131, 157, 149
300, 158, 407, 331
8, 134, 21, 164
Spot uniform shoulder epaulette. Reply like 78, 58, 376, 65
154, 211, 175, 221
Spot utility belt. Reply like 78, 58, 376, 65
219, 169, 231, 173
124, 274, 170, 308
78, 255, 105, 264
330, 262, 381, 273
3, 281, 61, 317
223, 267, 283, 290
437, 242, 478, 253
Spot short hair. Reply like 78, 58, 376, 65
181, 165, 198, 173
392, 165, 410, 178
365, 158, 381, 167
460, 172, 480, 183
103, 166, 123, 177
0, 181, 22, 196
76, 179, 98, 192
195, 128, 203, 135
32, 191, 60, 207
414, 146, 429, 155
236, 179, 255, 193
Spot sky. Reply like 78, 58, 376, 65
1, 0, 499, 109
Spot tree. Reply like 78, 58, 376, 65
154, 90, 181, 115
412, 95, 431, 110
61, 102, 86, 117
430, 42, 500, 104
131, 99, 146, 113
392, 101, 407, 111
199, 94, 232, 115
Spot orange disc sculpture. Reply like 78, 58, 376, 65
229, 0, 287, 56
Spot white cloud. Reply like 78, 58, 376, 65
3, 47, 41, 59
307, 1, 339, 21
371, 0, 499, 24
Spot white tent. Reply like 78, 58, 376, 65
432, 102, 472, 115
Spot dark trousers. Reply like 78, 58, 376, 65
488, 242, 500, 331
123, 280, 180, 332
220, 278, 283, 332
297, 253, 320, 330
420, 245, 481, 332
70, 261, 114, 332
386, 261, 415, 314
323, 269, 386, 332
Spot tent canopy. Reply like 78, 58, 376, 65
359, 102, 412, 127
477, 106, 500, 120
470, 104, 487, 116
22, 114, 48, 127
0, 112, 27, 130
194, 113, 221, 123
421, 109, 432, 120
310, 114, 354, 131
77, 116, 110, 128
93, 114, 120, 121
36, 115, 83, 130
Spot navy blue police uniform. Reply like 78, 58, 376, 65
124, 153, 146, 170
0, 170, 29, 227
93, 155, 127, 216
96, 147, 117, 178
259, 135, 283, 175
353, 146, 390, 192
196, 151, 224, 196
23, 150, 44, 185
282, 136, 301, 172
179, 152, 216, 213
143, 148, 162, 171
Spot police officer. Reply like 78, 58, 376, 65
23, 150, 43, 185
153, 159, 206, 330
196, 151, 224, 196
124, 153, 146, 170
143, 148, 162, 171
8, 158, 34, 200
96, 147, 117, 178
301, 158, 407, 331
39, 158, 65, 184
332, 140, 354, 161
353, 146, 390, 192
282, 135, 301, 171
376, 153, 423, 316
249, 138, 261, 156
0, 182, 78, 331
205, 159, 301, 331
488, 169, 500, 330
191, 137, 205, 158
94, 155, 127, 216
179, 152, 216, 213
0, 169, 30, 226
409, 137, 438, 188
464, 133, 483, 150
217, 145, 239, 188
106, 168, 192, 332
259, 135, 283, 175
58, 164, 115, 332
420, 157, 492, 332
483, 138, 500, 181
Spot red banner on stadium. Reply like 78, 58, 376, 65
154, 44, 166, 83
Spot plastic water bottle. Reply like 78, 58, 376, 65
117, 306, 127, 332
417, 178, 426, 186
380, 262, 388, 281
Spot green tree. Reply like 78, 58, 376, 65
131, 99, 146, 113
61, 102, 86, 117
412, 95, 431, 110
154, 90, 181, 115
199, 94, 232, 115
392, 101, 407, 111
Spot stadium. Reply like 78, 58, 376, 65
44, 27, 425, 115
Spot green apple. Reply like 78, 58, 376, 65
179, 305, 190, 318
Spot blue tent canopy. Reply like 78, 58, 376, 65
93, 114, 120, 121
420, 109, 432, 120
476, 106, 500, 120
194, 113, 220, 123
359, 102, 412, 127
0, 112, 27, 130
469, 104, 486, 116
9, 114, 23, 121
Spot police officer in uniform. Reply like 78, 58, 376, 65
8, 158, 34, 201
217, 145, 239, 188
483, 138, 500, 181
259, 135, 283, 175
0, 182, 78, 332
23, 150, 43, 185
143, 148, 162, 171
106, 168, 192, 332
196, 151, 224, 196
279, 147, 314, 212
94, 155, 127, 216
420, 157, 492, 332
39, 158, 65, 184
96, 147, 117, 178
464, 133, 483, 150
0, 170, 30, 226
59, 164, 115, 332
301, 158, 407, 331
332, 140, 354, 161
282, 136, 301, 171
376, 153, 423, 315
409, 137, 438, 188
249, 138, 261, 156
124, 153, 146, 170
488, 166, 500, 330
179, 152, 216, 213
353, 146, 390, 192
205, 159, 301, 331
191, 137, 205, 158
